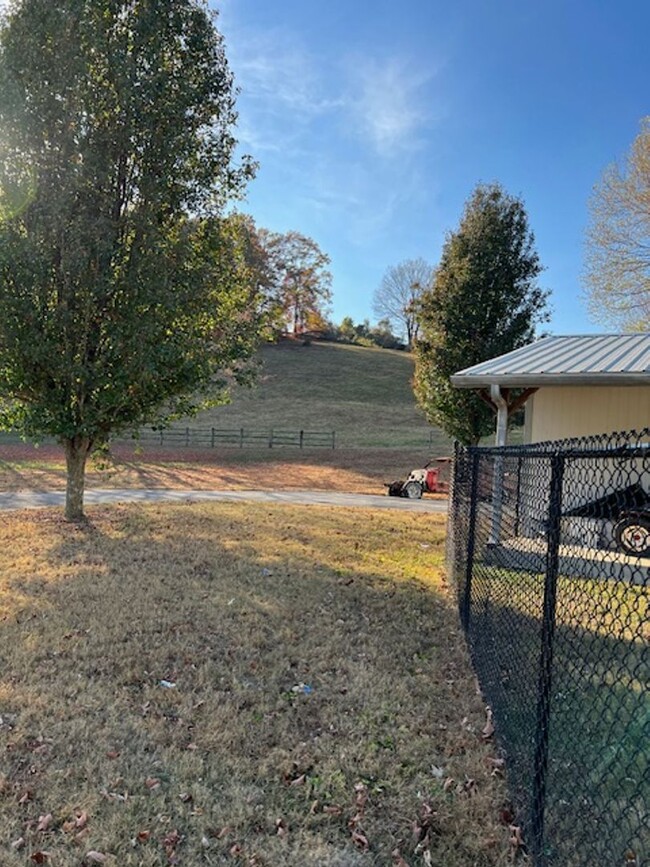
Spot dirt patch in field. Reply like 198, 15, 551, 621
0, 443, 449, 496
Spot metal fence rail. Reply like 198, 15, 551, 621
120, 427, 336, 449
449, 429, 649, 867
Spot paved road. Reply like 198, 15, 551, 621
0, 488, 448, 513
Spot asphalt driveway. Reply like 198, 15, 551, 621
0, 488, 448, 513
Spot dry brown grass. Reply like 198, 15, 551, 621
0, 504, 511, 866
0, 444, 445, 496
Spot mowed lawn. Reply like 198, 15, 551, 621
0, 504, 511, 866
163, 341, 450, 451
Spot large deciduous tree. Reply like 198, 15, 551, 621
373, 257, 434, 348
259, 230, 332, 334
0, 0, 261, 520
584, 117, 650, 331
413, 183, 549, 445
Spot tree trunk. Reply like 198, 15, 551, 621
63, 436, 92, 521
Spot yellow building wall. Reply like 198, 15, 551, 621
525, 386, 650, 443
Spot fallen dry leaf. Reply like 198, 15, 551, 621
275, 818, 288, 838
37, 813, 53, 832
461, 777, 477, 796
509, 825, 523, 855
354, 781, 368, 810
392, 849, 410, 866
145, 777, 161, 790
31, 853, 50, 864
351, 829, 370, 851
163, 828, 182, 856
11, 837, 25, 850
482, 707, 495, 740
106, 750, 120, 760
85, 853, 108, 864
136, 830, 151, 843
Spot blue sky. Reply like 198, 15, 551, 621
215, 0, 650, 335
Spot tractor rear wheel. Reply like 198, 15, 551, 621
614, 514, 650, 556
403, 481, 423, 499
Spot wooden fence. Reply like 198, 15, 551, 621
128, 427, 336, 449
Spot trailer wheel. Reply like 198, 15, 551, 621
614, 514, 650, 556
403, 481, 423, 499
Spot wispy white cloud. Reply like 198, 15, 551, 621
219, 8, 439, 160
216, 6, 444, 248
219, 18, 343, 156
231, 30, 341, 117
345, 56, 438, 156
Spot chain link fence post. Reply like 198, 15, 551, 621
461, 449, 480, 633
530, 451, 565, 864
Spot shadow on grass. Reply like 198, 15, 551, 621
0, 503, 510, 867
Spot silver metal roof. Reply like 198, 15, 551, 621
451, 334, 650, 388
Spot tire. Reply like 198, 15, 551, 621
403, 481, 423, 499
613, 514, 650, 557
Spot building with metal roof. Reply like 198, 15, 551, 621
450, 333, 650, 388
450, 333, 650, 444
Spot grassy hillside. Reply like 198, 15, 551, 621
172, 340, 450, 450
0, 340, 452, 454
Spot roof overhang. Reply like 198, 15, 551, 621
450, 373, 650, 389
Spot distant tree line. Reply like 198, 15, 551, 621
321, 316, 405, 349
226, 215, 408, 349
224, 215, 333, 337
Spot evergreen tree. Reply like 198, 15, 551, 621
414, 183, 549, 444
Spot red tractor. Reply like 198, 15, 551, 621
386, 458, 450, 499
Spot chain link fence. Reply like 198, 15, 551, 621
449, 429, 649, 866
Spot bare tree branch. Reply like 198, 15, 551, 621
584, 117, 650, 330
373, 258, 434, 348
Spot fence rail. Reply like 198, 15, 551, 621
118, 427, 336, 449
449, 429, 649, 867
